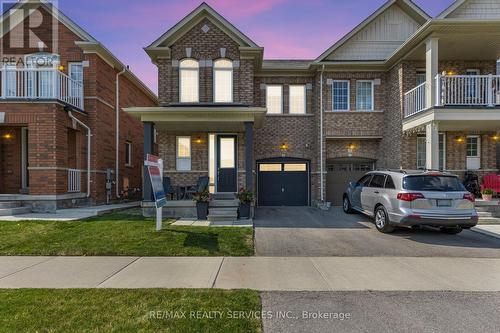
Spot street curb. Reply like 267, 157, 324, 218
471, 227, 500, 240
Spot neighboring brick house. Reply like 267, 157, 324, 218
127, 0, 500, 211
0, 1, 157, 212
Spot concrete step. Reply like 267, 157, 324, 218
477, 211, 494, 217
0, 206, 32, 216
0, 201, 21, 209
210, 199, 239, 208
478, 217, 500, 225
212, 193, 236, 200
207, 215, 237, 223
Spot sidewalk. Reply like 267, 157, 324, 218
1, 256, 499, 291
473, 225, 500, 240
0, 202, 140, 221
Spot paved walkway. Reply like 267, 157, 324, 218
473, 225, 500, 240
1, 256, 499, 291
0, 202, 140, 221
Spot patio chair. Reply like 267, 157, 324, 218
162, 177, 176, 200
184, 176, 209, 199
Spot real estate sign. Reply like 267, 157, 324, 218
145, 154, 166, 208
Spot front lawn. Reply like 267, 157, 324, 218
0, 210, 254, 256
0, 289, 261, 333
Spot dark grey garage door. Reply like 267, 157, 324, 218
327, 158, 375, 206
257, 158, 309, 206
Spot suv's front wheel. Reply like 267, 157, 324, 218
343, 195, 354, 214
374, 206, 395, 233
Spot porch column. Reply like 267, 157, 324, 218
244, 122, 254, 191
143, 122, 155, 202
425, 37, 439, 108
425, 121, 439, 170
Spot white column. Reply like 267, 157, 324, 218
426, 121, 439, 170
426, 37, 439, 108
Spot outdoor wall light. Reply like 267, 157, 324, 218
58, 65, 65, 72
1, 132, 14, 140
279, 143, 289, 151
347, 143, 357, 150
454, 136, 465, 143
194, 137, 203, 144
492, 135, 500, 142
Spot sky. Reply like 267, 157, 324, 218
57, 0, 455, 93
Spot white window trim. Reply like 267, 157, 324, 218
176, 136, 192, 171
332, 80, 350, 111
266, 85, 283, 114
416, 133, 446, 170
125, 142, 132, 166
466, 135, 481, 158
68, 62, 83, 81
213, 59, 233, 103
289, 84, 307, 114
356, 80, 374, 111
179, 59, 199, 103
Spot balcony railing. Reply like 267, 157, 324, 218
0, 68, 84, 110
404, 75, 500, 118
68, 169, 81, 193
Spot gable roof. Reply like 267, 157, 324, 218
437, 0, 500, 19
314, 0, 430, 63
147, 2, 258, 49
0, 0, 157, 102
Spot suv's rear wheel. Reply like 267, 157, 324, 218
343, 196, 353, 214
440, 226, 463, 234
374, 206, 395, 233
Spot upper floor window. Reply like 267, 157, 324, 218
416, 71, 426, 85
332, 80, 350, 111
213, 59, 233, 103
69, 62, 83, 97
266, 85, 282, 114
356, 80, 374, 111
179, 59, 199, 103
289, 85, 306, 114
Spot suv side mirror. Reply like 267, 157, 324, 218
350, 181, 360, 188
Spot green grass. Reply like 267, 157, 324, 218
0, 289, 262, 333
0, 210, 254, 256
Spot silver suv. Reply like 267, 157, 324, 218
343, 170, 478, 234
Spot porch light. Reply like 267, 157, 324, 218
492, 135, 500, 142
58, 65, 65, 72
454, 136, 465, 143
347, 143, 357, 150
1, 132, 13, 140
279, 143, 289, 151
194, 137, 203, 144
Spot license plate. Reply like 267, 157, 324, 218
437, 199, 452, 207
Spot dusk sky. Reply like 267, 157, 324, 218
57, 0, 455, 93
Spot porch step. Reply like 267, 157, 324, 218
212, 193, 236, 200
0, 206, 32, 216
0, 201, 21, 209
477, 211, 494, 218
478, 217, 500, 225
207, 205, 238, 222
210, 199, 239, 208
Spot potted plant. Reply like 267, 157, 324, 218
237, 187, 254, 219
193, 189, 210, 220
481, 188, 494, 201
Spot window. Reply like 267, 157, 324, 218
332, 80, 350, 111
179, 59, 199, 102
403, 176, 466, 192
213, 59, 233, 102
125, 142, 132, 166
69, 63, 83, 97
266, 85, 283, 114
416, 134, 446, 170
356, 81, 374, 111
369, 174, 386, 188
176, 136, 191, 171
289, 85, 306, 114
284, 163, 307, 172
416, 71, 426, 85
259, 164, 282, 172
385, 176, 396, 189
357, 174, 372, 186
467, 136, 479, 157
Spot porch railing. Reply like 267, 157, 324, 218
68, 169, 81, 193
404, 82, 426, 118
404, 75, 500, 118
0, 68, 84, 110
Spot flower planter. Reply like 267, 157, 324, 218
196, 202, 209, 220
482, 194, 493, 201
239, 203, 251, 219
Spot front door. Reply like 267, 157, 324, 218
217, 135, 237, 192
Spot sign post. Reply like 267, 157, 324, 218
145, 154, 167, 231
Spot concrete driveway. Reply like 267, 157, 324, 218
254, 207, 500, 257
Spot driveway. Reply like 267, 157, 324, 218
254, 207, 500, 257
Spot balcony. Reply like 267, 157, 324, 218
404, 75, 500, 118
0, 68, 84, 110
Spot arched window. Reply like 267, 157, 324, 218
179, 59, 199, 102
213, 59, 233, 103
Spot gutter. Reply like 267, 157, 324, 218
320, 64, 325, 202
115, 65, 128, 198
67, 111, 91, 198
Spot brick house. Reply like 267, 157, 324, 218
126, 0, 500, 214
0, 1, 157, 212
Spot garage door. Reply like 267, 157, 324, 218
326, 159, 375, 206
258, 159, 309, 206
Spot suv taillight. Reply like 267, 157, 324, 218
397, 192, 425, 202
463, 193, 475, 203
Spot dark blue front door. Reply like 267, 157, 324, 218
217, 135, 237, 192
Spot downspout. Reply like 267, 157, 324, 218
68, 111, 91, 198
115, 65, 128, 198
320, 65, 325, 202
